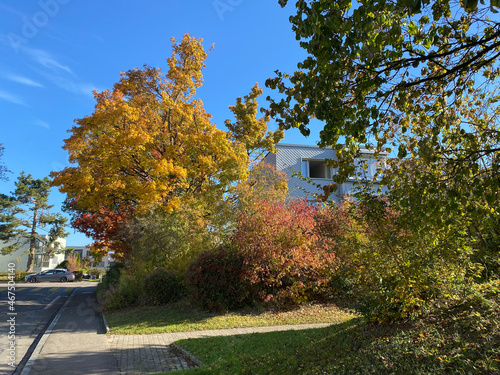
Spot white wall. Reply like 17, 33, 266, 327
0, 237, 66, 273
266, 144, 387, 202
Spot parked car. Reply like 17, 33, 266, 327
25, 269, 76, 283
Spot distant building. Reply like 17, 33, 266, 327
264, 143, 387, 202
0, 236, 66, 272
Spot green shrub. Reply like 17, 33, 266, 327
318, 196, 477, 323
97, 263, 125, 300
186, 249, 255, 312
73, 270, 84, 281
87, 268, 103, 277
98, 268, 145, 310
102, 263, 124, 287
56, 260, 69, 269
142, 268, 184, 305
14, 272, 32, 281
100, 284, 137, 311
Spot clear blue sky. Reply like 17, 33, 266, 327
0, 0, 321, 246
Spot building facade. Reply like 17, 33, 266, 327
0, 236, 66, 272
264, 143, 386, 202
67, 245, 115, 270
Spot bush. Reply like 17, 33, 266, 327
142, 268, 184, 305
56, 260, 69, 269
317, 196, 477, 322
97, 263, 125, 302
102, 263, 124, 287
87, 268, 103, 277
186, 249, 255, 312
100, 284, 137, 311
98, 267, 144, 311
231, 199, 337, 308
14, 272, 31, 281
73, 270, 84, 281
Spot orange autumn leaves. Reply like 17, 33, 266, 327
51, 34, 249, 214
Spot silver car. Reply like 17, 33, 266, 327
25, 269, 75, 283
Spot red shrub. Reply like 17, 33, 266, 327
232, 199, 337, 307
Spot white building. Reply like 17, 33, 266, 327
264, 143, 387, 202
0, 236, 67, 272
67, 245, 115, 270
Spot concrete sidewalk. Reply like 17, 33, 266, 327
21, 285, 119, 375
20, 285, 333, 374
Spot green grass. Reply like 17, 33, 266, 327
105, 281, 500, 374
164, 281, 499, 374
170, 315, 499, 374
105, 301, 356, 335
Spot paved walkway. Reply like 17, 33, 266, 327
106, 323, 333, 374
20, 284, 334, 374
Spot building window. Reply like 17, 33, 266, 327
353, 158, 384, 180
301, 159, 332, 179
42, 254, 50, 268
34, 254, 42, 267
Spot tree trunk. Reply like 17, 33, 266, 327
26, 208, 38, 272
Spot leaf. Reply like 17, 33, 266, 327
398, 144, 407, 158
408, 22, 419, 36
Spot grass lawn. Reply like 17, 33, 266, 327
169, 311, 499, 375
105, 301, 357, 335
105, 281, 499, 374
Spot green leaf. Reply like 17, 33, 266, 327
463, 0, 478, 12
398, 144, 407, 158
408, 22, 418, 35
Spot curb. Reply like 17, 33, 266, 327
171, 343, 203, 367
19, 288, 77, 375
101, 312, 110, 334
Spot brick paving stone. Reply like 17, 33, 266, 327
107, 323, 333, 374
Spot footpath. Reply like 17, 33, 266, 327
17, 285, 333, 375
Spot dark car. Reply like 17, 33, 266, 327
25, 269, 76, 283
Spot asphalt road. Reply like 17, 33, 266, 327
0, 281, 90, 375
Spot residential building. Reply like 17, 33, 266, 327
0, 236, 66, 272
264, 143, 387, 202
66, 245, 115, 270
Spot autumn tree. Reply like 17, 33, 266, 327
69, 206, 132, 260
1, 172, 68, 271
258, 0, 500, 320
51, 34, 250, 255
268, 0, 500, 193
230, 162, 289, 211
267, 0, 499, 268
225, 83, 284, 162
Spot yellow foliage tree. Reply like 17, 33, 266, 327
225, 83, 284, 162
51, 34, 248, 214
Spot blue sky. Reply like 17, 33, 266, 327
0, 0, 321, 246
